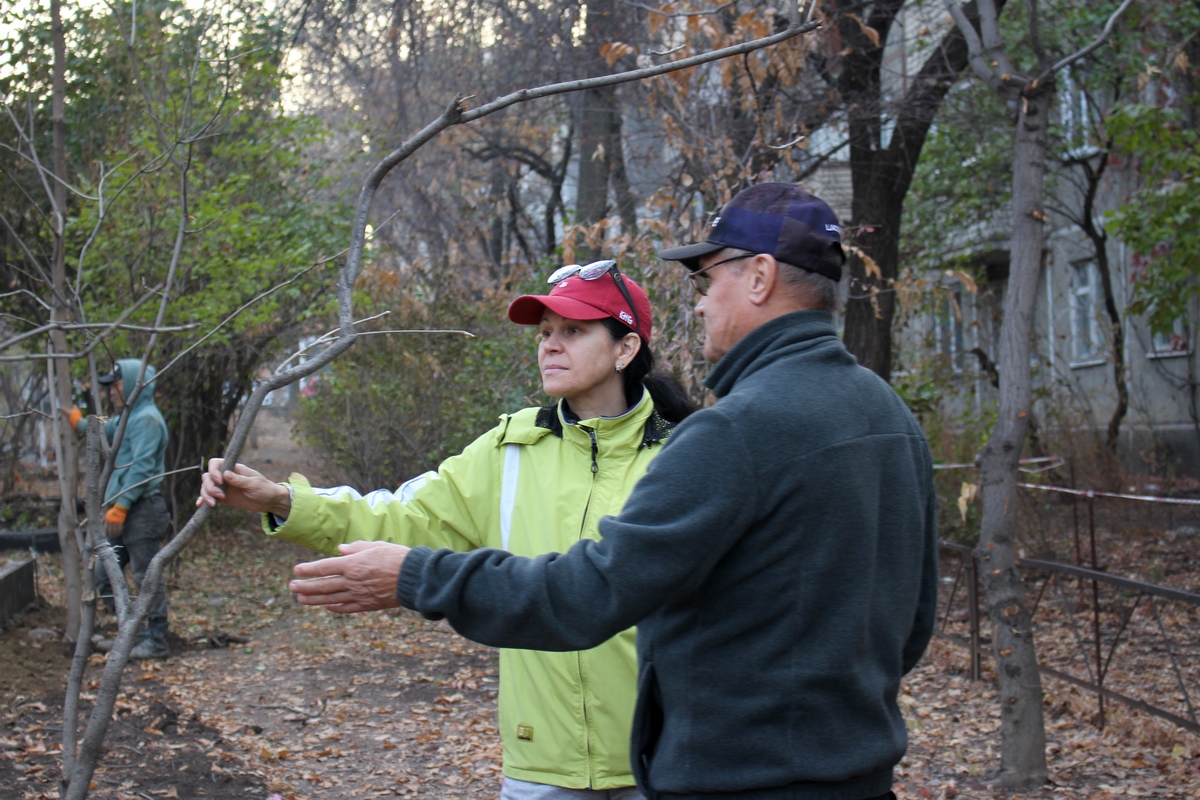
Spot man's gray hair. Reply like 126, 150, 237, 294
720, 248, 839, 311
776, 258, 839, 311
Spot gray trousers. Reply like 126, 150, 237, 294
500, 778, 645, 800
95, 494, 170, 646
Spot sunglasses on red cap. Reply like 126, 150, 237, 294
547, 260, 642, 340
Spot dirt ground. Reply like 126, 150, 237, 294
2, 410, 1198, 800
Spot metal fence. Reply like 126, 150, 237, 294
935, 472, 1200, 734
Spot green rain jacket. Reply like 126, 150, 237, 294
77, 358, 169, 510
266, 390, 674, 789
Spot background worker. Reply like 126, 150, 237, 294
67, 358, 172, 660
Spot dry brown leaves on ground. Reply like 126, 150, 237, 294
1, 526, 1197, 799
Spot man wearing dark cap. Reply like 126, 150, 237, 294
67, 359, 172, 659
290, 184, 939, 800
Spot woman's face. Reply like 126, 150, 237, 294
537, 312, 626, 402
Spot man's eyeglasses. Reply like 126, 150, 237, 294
548, 259, 641, 337
688, 254, 752, 296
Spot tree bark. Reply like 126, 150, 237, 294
974, 86, 1051, 789
50, 0, 83, 645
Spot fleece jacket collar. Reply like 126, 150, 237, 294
704, 309, 837, 399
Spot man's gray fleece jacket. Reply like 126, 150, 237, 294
398, 310, 939, 800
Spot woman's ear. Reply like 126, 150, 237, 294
620, 333, 642, 363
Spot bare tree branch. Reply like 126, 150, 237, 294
0, 289, 165, 361
0, 320, 197, 355
618, 0, 734, 18
944, 0, 1013, 92
1037, 0, 1136, 85
152, 257, 333, 383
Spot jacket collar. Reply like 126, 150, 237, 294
535, 388, 674, 449
703, 310, 838, 398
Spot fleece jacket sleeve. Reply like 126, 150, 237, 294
396, 407, 759, 652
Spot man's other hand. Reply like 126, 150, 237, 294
290, 541, 411, 614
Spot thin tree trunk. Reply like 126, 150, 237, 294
50, 0, 82, 645
975, 87, 1051, 790
1095, 239, 1127, 457
61, 419, 105, 788
1071, 147, 1127, 459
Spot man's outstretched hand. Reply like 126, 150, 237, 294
291, 540, 411, 614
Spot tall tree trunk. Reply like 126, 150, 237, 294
50, 0, 83, 645
609, 108, 638, 238
842, 193, 901, 378
975, 86, 1051, 789
834, 0, 997, 380
575, 82, 617, 258
573, 0, 620, 259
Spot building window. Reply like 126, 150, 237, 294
1070, 261, 1104, 364
1150, 317, 1191, 357
934, 287, 966, 373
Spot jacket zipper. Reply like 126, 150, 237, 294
584, 426, 599, 474
577, 424, 600, 781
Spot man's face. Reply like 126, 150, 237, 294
107, 381, 126, 410
694, 250, 751, 363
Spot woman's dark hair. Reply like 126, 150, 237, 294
600, 318, 698, 423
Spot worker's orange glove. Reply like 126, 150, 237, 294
67, 407, 83, 429
105, 505, 128, 539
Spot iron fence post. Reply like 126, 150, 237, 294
967, 549, 981, 682
1088, 490, 1104, 729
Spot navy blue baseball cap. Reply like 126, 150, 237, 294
657, 183, 846, 281
98, 362, 121, 385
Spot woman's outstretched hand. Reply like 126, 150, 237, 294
197, 458, 293, 519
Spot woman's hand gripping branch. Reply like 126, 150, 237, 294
196, 458, 293, 519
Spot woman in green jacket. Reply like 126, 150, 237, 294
199, 261, 695, 800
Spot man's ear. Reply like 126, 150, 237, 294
744, 255, 780, 306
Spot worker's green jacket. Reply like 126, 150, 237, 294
266, 391, 673, 789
